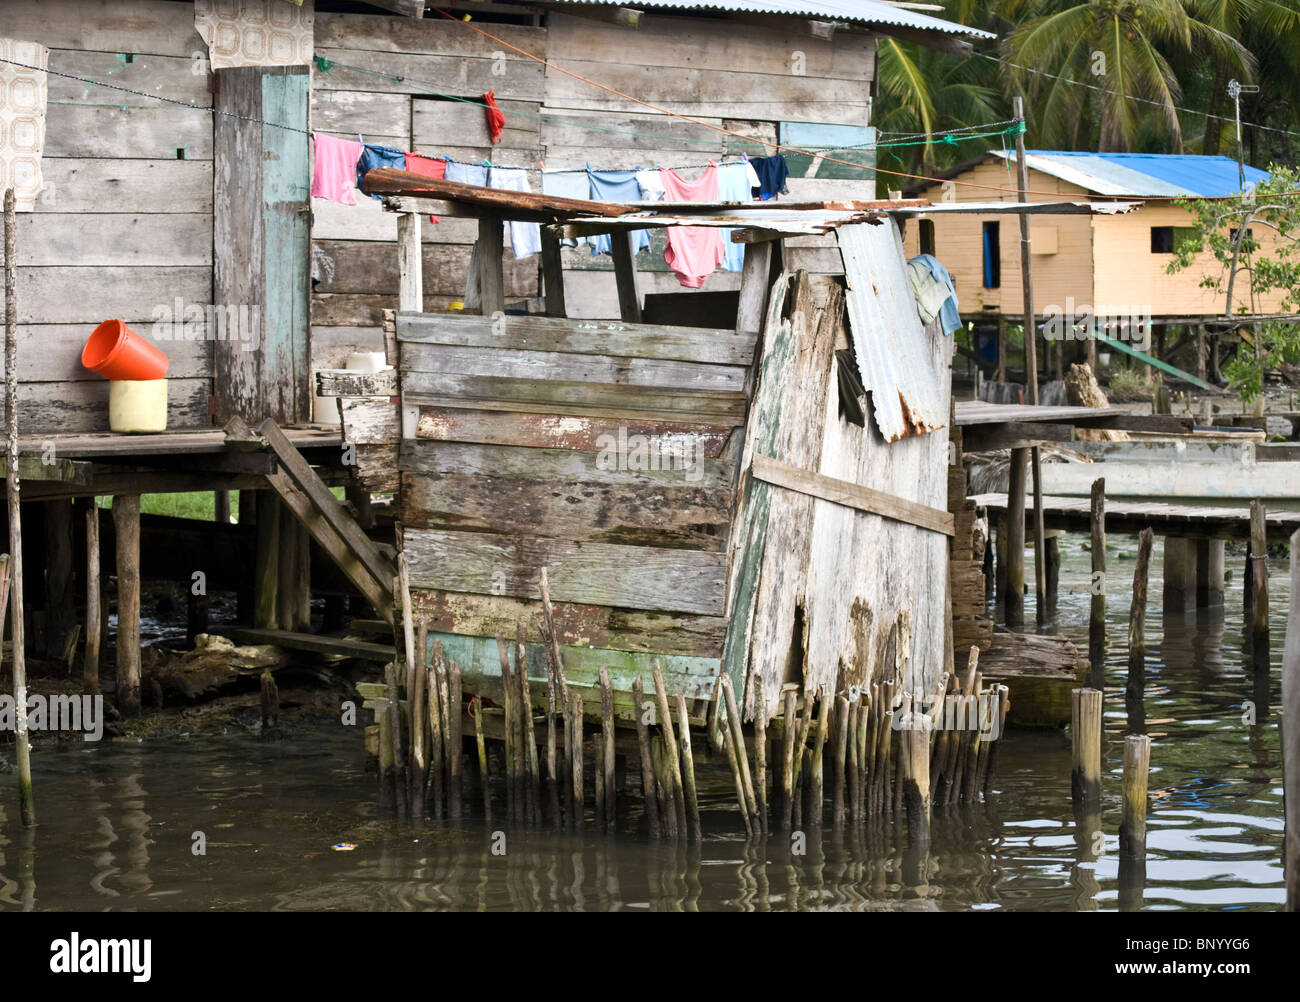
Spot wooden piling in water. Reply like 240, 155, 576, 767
809, 689, 830, 827
448, 658, 463, 820
569, 690, 584, 829
1250, 499, 1270, 673
113, 494, 142, 717
495, 634, 518, 821
855, 696, 870, 823
632, 676, 661, 838
517, 620, 540, 824
753, 676, 769, 834
83, 502, 101, 696
594, 727, 606, 829
675, 693, 701, 843
600, 667, 616, 832
721, 675, 758, 826
1127, 528, 1154, 714
1005, 447, 1028, 628
984, 685, 1009, 795
472, 696, 491, 822
654, 662, 688, 837
426, 632, 445, 819
1119, 734, 1151, 860
1089, 477, 1106, 689
1282, 528, 1300, 911
720, 704, 753, 838
260, 669, 279, 731
902, 714, 931, 842
832, 694, 849, 829
1071, 688, 1103, 809
781, 688, 798, 830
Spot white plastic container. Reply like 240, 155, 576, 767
109, 379, 168, 432
313, 352, 393, 425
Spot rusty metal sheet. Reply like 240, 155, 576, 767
836, 220, 948, 442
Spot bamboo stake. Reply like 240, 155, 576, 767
1120, 734, 1151, 860
495, 634, 517, 821
675, 693, 701, 842
517, 620, 540, 824
594, 727, 605, 829
752, 676, 768, 833
809, 689, 830, 827
83, 502, 101, 695
781, 688, 798, 830
720, 704, 753, 838
426, 631, 445, 819
544, 628, 560, 828
472, 696, 491, 821
984, 685, 1010, 795
865, 683, 881, 814
1127, 528, 1155, 716
600, 667, 616, 832
877, 708, 893, 814
570, 690, 584, 829
260, 669, 279, 731
721, 675, 758, 824
903, 712, 931, 842
855, 695, 870, 823
893, 688, 910, 815
448, 658, 463, 820
410, 620, 427, 811
632, 676, 661, 838
653, 662, 688, 837
832, 694, 849, 829
961, 677, 984, 805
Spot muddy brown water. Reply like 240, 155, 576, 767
0, 537, 1288, 911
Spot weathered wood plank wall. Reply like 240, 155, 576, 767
0, 0, 214, 432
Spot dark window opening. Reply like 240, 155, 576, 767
919, 218, 935, 256
982, 221, 1000, 289
1151, 226, 1173, 253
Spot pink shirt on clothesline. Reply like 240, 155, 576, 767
311, 133, 363, 206
659, 165, 725, 289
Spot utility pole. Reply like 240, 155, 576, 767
1228, 79, 1260, 191
1013, 96, 1048, 624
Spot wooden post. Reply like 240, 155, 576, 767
259, 669, 280, 731
721, 675, 758, 825
675, 693, 701, 842
1044, 532, 1060, 610
902, 715, 931, 843
517, 621, 539, 823
995, 315, 1007, 383
809, 689, 830, 827
495, 634, 518, 821
447, 659, 463, 820
43, 500, 74, 660
1120, 733, 1150, 860
1283, 528, 1300, 910
1195, 537, 1225, 607
1089, 478, 1106, 689
1128, 529, 1154, 708
540, 230, 566, 318
83, 501, 101, 695
1162, 536, 1197, 613
654, 662, 688, 837
473, 696, 491, 822
1070, 687, 1102, 808
410, 618, 427, 814
609, 229, 642, 322
1013, 96, 1040, 406
214, 490, 231, 524
5, 188, 33, 825
569, 690, 584, 829
475, 215, 505, 318
253, 490, 280, 628
544, 632, 560, 827
720, 706, 753, 838
1250, 499, 1269, 673
396, 210, 423, 313
426, 632, 445, 819
600, 666, 616, 832
113, 494, 142, 717
832, 694, 849, 829
632, 676, 661, 838
1031, 446, 1047, 623
1006, 448, 1028, 628
781, 687, 798, 830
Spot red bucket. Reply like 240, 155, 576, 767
81, 319, 169, 381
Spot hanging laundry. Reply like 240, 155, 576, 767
587, 169, 650, 257
404, 152, 446, 223
750, 154, 789, 200
488, 165, 541, 260
659, 165, 725, 289
311, 133, 363, 206
355, 143, 405, 200
744, 156, 761, 192
635, 169, 666, 201
906, 254, 962, 336
716, 161, 751, 273
482, 89, 506, 144
542, 171, 593, 249
445, 160, 487, 186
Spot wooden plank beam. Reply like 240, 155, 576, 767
610, 229, 642, 322
475, 215, 505, 317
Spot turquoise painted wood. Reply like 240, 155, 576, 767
261, 68, 311, 422
720, 273, 793, 695
427, 631, 720, 719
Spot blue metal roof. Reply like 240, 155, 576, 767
991, 150, 1269, 197
549, 0, 996, 38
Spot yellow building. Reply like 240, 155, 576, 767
903, 151, 1280, 327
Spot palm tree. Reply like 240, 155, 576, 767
1002, 0, 1252, 151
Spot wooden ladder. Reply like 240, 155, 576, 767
228, 417, 396, 625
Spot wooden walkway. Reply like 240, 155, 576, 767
5, 425, 341, 460
971, 492, 1300, 542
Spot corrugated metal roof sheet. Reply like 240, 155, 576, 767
837, 219, 947, 442
991, 150, 1270, 197
548, 0, 995, 38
